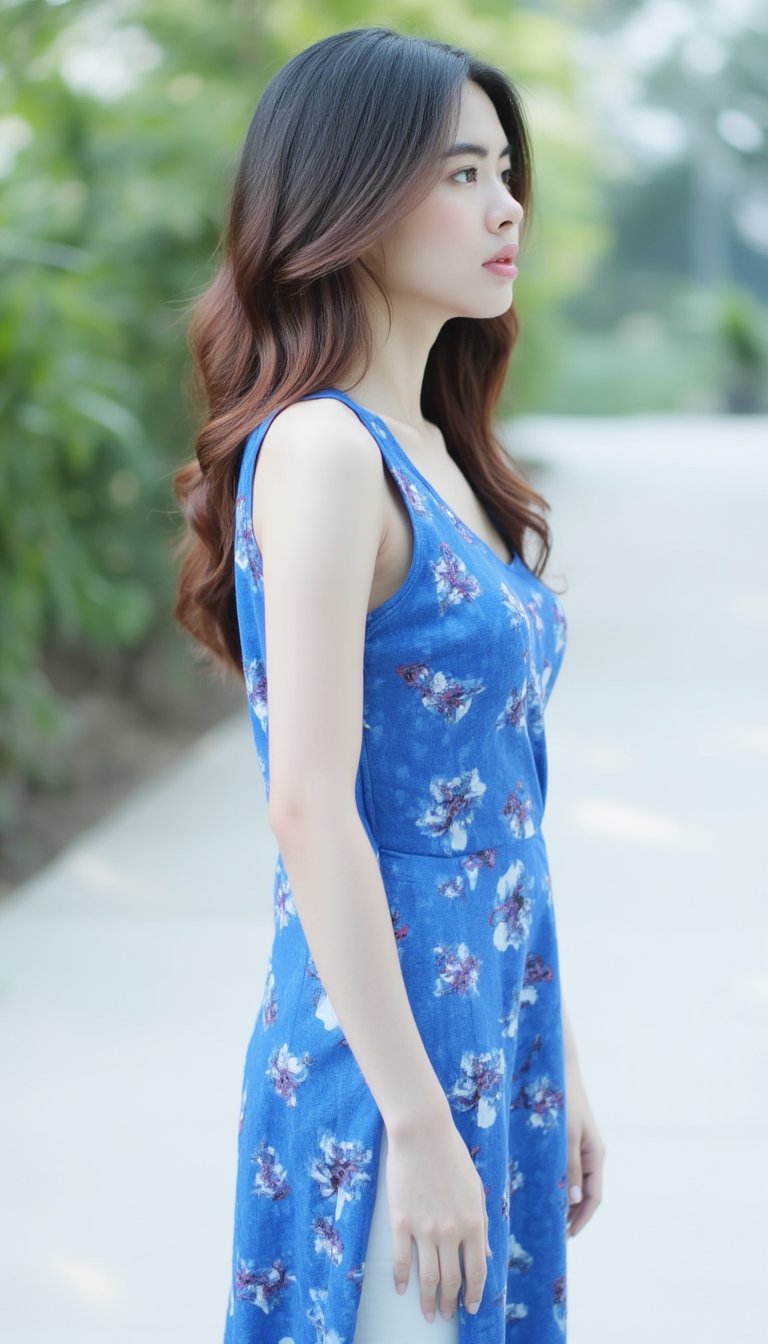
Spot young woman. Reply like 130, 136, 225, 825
174, 25, 605, 1344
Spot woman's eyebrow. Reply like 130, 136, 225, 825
443, 141, 512, 159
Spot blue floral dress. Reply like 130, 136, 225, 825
224, 387, 570, 1342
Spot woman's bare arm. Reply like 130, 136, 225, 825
254, 398, 450, 1138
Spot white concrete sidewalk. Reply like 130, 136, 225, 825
1, 416, 766, 1344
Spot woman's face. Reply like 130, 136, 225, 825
368, 79, 525, 322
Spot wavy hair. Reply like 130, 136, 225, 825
173, 25, 554, 676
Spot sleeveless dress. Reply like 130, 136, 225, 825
224, 387, 570, 1343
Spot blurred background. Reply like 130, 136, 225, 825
1, 0, 767, 891
2, 4, 767, 1344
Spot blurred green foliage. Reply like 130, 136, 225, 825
0, 0, 605, 826
2, 0, 765, 829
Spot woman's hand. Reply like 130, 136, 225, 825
385, 1117, 492, 1322
565, 1058, 606, 1238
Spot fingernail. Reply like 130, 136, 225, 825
467, 1301, 479, 1314
569, 1184, 582, 1203
425, 1310, 435, 1322
395, 1281, 406, 1294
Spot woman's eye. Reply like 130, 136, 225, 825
453, 165, 515, 190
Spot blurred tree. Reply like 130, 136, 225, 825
0, 0, 602, 828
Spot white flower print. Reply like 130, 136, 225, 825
313, 1216, 345, 1266
500, 580, 529, 628
431, 541, 482, 615
508, 1230, 534, 1275
250, 1139, 291, 1201
491, 859, 534, 951
235, 494, 264, 590
396, 661, 485, 723
274, 872, 297, 928
310, 1134, 373, 1222
433, 942, 481, 997
415, 766, 486, 851
261, 965, 277, 1028
234, 1254, 296, 1313
434, 496, 477, 546
501, 1156, 525, 1220
448, 1046, 505, 1128
266, 1042, 312, 1108
499, 984, 522, 1038
525, 589, 545, 636
390, 466, 431, 516
511, 1073, 565, 1132
495, 678, 528, 732
502, 782, 536, 840
244, 657, 268, 731
552, 595, 568, 653
461, 848, 497, 889
437, 873, 467, 900
506, 1301, 529, 1323
307, 1286, 345, 1344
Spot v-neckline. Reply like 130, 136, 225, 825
324, 388, 522, 571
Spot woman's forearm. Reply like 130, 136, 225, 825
272, 803, 452, 1138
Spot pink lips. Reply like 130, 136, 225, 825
483, 259, 518, 278
482, 243, 519, 277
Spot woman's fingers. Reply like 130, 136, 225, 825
391, 1223, 413, 1295
415, 1236, 441, 1322
436, 1237, 463, 1320
461, 1214, 488, 1316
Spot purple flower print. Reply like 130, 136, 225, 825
433, 496, 477, 546
490, 859, 534, 951
495, 679, 528, 732
525, 590, 545, 636
347, 1263, 365, 1291
261, 966, 277, 1028
461, 847, 497, 889
234, 494, 264, 590
431, 541, 482, 615
499, 580, 529, 629
233, 1254, 296, 1312
437, 873, 466, 901
310, 1133, 373, 1222
307, 1285, 345, 1344
511, 1074, 565, 1132
244, 657, 268, 730
390, 905, 410, 943
433, 942, 481, 997
274, 872, 297, 929
507, 1230, 534, 1275
502, 783, 536, 840
390, 467, 430, 516
552, 597, 568, 653
521, 953, 553, 1011
553, 1273, 567, 1333
266, 1042, 312, 1108
250, 1138, 291, 1201
448, 1047, 505, 1129
499, 984, 521, 1039
396, 661, 485, 723
313, 1215, 345, 1266
415, 766, 486, 851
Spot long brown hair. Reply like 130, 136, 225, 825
173, 25, 555, 678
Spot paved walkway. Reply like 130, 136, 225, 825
1, 416, 766, 1343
